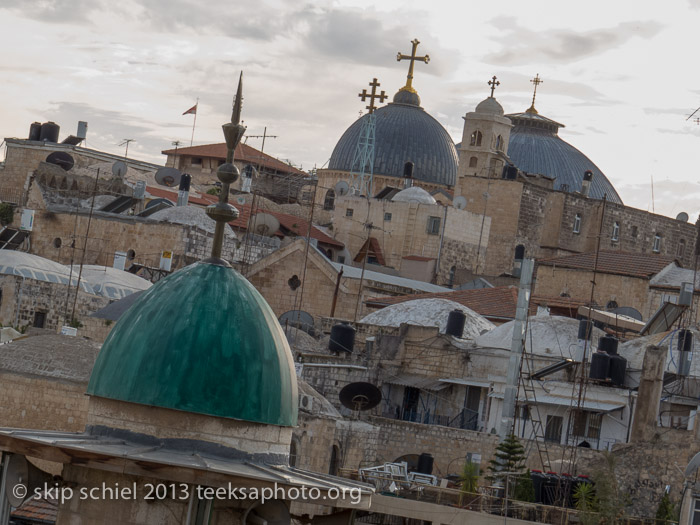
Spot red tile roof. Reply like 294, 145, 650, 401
366, 285, 534, 320
354, 237, 386, 266
12, 493, 58, 523
537, 251, 677, 279
161, 142, 306, 176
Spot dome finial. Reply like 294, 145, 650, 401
206, 72, 245, 263
358, 78, 388, 114
527, 73, 543, 114
396, 38, 429, 95
488, 75, 500, 98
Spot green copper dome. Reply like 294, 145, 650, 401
87, 261, 298, 426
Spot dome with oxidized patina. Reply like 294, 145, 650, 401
87, 261, 298, 426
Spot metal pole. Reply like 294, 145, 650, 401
71, 168, 100, 321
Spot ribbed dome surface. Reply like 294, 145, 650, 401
506, 112, 622, 204
87, 261, 298, 426
328, 99, 458, 187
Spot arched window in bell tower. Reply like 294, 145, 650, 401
469, 156, 478, 168
470, 130, 483, 147
496, 134, 504, 151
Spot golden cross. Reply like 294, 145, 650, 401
529, 73, 543, 109
488, 75, 500, 97
396, 38, 430, 94
359, 78, 388, 114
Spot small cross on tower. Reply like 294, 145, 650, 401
528, 73, 543, 113
397, 38, 430, 94
359, 78, 388, 114
488, 75, 500, 97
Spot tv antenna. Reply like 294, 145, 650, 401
118, 139, 135, 158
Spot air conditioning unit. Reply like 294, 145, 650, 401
299, 394, 314, 412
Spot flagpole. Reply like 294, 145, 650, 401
190, 97, 198, 147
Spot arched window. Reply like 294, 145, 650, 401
323, 189, 336, 210
289, 438, 299, 467
329, 444, 341, 476
470, 130, 483, 147
495, 134, 504, 151
469, 156, 478, 168
514, 245, 525, 260
678, 239, 686, 258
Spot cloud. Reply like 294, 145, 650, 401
0, 0, 102, 24
616, 179, 700, 221
485, 17, 662, 65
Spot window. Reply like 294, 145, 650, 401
427, 216, 441, 235
289, 439, 299, 468
346, 208, 354, 217
611, 221, 619, 241
329, 445, 341, 476
384, 212, 392, 222
653, 234, 661, 253
469, 156, 478, 168
631, 225, 638, 238
470, 130, 483, 147
514, 245, 525, 261
448, 265, 456, 288
33, 311, 46, 329
495, 134, 504, 151
191, 157, 202, 166
573, 214, 582, 234
243, 164, 255, 178
572, 410, 602, 440
678, 239, 686, 258
323, 189, 336, 210
337, 255, 346, 264
545, 415, 563, 442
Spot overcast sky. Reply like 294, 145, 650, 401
2, 0, 700, 221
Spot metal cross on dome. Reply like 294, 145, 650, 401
530, 74, 543, 105
488, 75, 500, 97
397, 38, 430, 94
358, 78, 388, 114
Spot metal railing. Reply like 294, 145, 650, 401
394, 407, 479, 431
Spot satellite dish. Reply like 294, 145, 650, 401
112, 160, 128, 178
687, 451, 700, 477
242, 499, 290, 525
236, 196, 246, 205
250, 212, 280, 236
334, 180, 350, 197
4, 455, 56, 507
611, 306, 643, 321
339, 382, 382, 411
676, 212, 689, 222
45, 151, 74, 171
155, 167, 182, 187
453, 196, 467, 210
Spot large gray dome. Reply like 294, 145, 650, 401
328, 92, 458, 187
506, 110, 622, 204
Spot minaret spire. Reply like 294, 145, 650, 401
205, 72, 246, 264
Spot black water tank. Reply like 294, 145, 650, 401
678, 329, 693, 376
578, 319, 593, 341
329, 323, 355, 353
542, 472, 559, 506
446, 309, 467, 338
28, 122, 42, 141
39, 121, 60, 143
589, 351, 610, 380
416, 453, 434, 475
609, 353, 627, 386
598, 335, 619, 354
179, 173, 192, 191
530, 470, 546, 503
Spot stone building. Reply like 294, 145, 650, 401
330, 188, 490, 283
161, 142, 310, 204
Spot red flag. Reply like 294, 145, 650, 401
182, 104, 197, 115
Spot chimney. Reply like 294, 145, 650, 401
403, 161, 414, 189
177, 173, 191, 206
581, 170, 593, 198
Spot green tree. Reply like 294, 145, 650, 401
460, 461, 480, 494
0, 203, 14, 226
513, 469, 535, 502
655, 491, 678, 524
206, 187, 220, 195
488, 434, 527, 497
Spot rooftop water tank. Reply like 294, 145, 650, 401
589, 351, 610, 380
39, 121, 60, 143
329, 323, 355, 354
446, 309, 467, 338
28, 122, 41, 141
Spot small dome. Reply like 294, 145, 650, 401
87, 261, 298, 426
150, 206, 237, 239
475, 97, 504, 116
81, 265, 152, 300
392, 186, 437, 205
0, 251, 94, 293
393, 89, 421, 107
360, 298, 494, 339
